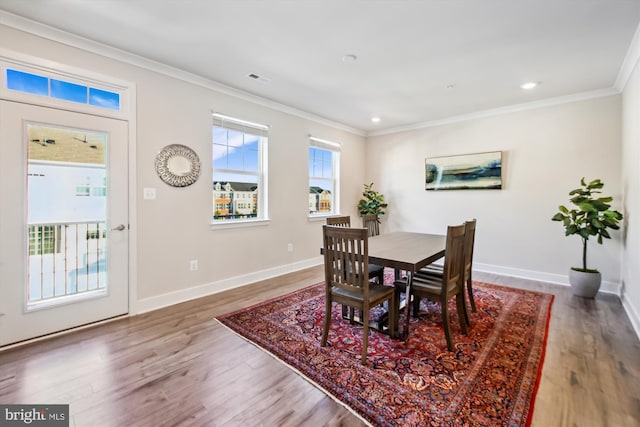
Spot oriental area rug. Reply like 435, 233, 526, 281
216, 272, 554, 427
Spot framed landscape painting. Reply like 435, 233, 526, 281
425, 151, 502, 191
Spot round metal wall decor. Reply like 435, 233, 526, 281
155, 144, 201, 187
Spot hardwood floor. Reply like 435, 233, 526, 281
0, 266, 638, 426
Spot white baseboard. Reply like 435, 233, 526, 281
475, 262, 640, 342
131, 257, 639, 343
473, 262, 621, 295
621, 294, 640, 342
133, 257, 323, 315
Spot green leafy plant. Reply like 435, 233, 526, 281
357, 182, 388, 219
551, 178, 623, 273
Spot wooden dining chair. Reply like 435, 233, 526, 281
361, 213, 380, 237
321, 225, 397, 364
361, 213, 386, 280
326, 217, 385, 279
326, 216, 386, 321
326, 215, 351, 227
419, 219, 477, 313
394, 223, 468, 351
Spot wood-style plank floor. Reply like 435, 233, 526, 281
0, 266, 639, 427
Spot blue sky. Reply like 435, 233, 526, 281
212, 128, 334, 191
6, 68, 120, 110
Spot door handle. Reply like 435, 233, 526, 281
110, 224, 126, 231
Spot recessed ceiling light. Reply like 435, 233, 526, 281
446, 84, 456, 89
342, 54, 357, 63
520, 81, 539, 90
371, 116, 381, 123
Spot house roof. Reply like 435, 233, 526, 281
214, 182, 258, 192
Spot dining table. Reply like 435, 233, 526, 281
366, 231, 446, 339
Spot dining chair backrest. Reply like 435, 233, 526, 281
442, 223, 466, 289
463, 219, 476, 273
326, 216, 351, 227
322, 225, 369, 297
361, 214, 379, 237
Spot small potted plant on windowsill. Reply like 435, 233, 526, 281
357, 182, 388, 222
551, 177, 623, 298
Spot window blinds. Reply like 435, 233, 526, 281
309, 135, 341, 151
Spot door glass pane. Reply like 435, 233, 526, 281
26, 123, 108, 307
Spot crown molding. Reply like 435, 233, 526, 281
615, 20, 640, 91
1, 9, 632, 139
367, 88, 620, 137
0, 10, 365, 137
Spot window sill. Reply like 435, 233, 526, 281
308, 214, 341, 222
210, 218, 271, 230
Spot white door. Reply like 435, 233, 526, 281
0, 101, 129, 346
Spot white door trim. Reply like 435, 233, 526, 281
0, 48, 139, 318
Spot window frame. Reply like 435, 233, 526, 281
211, 113, 269, 225
308, 136, 340, 218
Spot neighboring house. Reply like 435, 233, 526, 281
318, 190, 332, 212
309, 186, 332, 214
28, 161, 106, 224
213, 181, 258, 219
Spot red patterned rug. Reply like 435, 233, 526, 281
216, 272, 553, 426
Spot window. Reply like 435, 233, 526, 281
212, 113, 268, 222
5, 68, 121, 110
309, 136, 340, 216
75, 184, 90, 197
92, 177, 107, 197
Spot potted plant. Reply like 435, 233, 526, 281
357, 182, 388, 221
551, 178, 623, 298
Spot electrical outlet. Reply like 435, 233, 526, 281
190, 260, 198, 271
287, 243, 293, 252
143, 187, 156, 200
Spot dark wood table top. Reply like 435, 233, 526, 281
367, 231, 446, 272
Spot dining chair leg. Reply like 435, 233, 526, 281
340, 305, 357, 324
388, 292, 397, 339
467, 273, 477, 313
403, 272, 415, 340
321, 300, 332, 347
393, 288, 402, 336
361, 306, 370, 364
463, 295, 471, 327
456, 293, 468, 334
441, 296, 454, 351
412, 296, 421, 317
460, 287, 471, 327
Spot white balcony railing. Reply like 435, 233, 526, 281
28, 221, 106, 307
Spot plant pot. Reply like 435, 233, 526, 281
568, 269, 602, 298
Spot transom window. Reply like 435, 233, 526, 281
309, 136, 340, 216
212, 113, 268, 222
5, 68, 121, 110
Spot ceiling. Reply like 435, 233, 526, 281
1, 1, 639, 133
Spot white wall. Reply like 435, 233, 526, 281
0, 24, 366, 311
622, 54, 640, 336
366, 96, 624, 289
